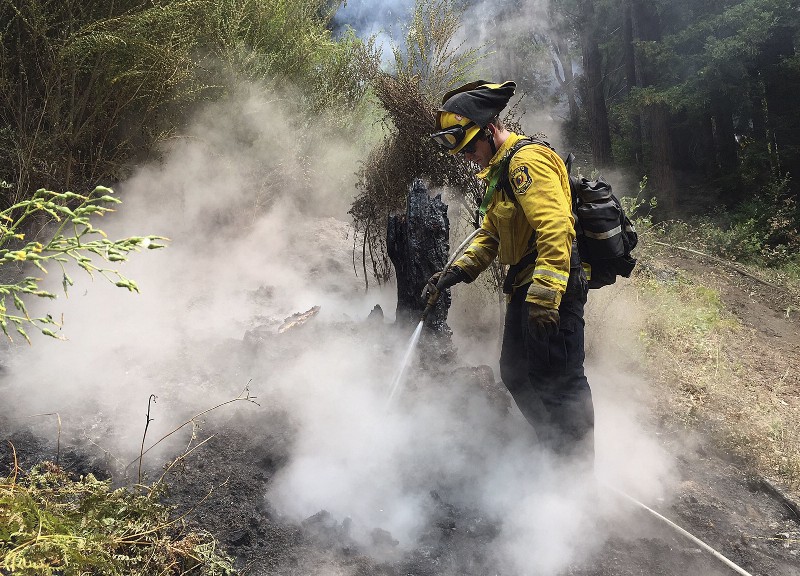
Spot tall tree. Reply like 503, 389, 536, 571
761, 23, 800, 188
629, 0, 678, 210
578, 0, 613, 167
621, 0, 643, 166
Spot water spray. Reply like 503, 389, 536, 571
388, 228, 491, 406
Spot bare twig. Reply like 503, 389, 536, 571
127, 384, 259, 472
80, 433, 126, 470
7, 441, 19, 484
138, 394, 158, 486
352, 227, 359, 277
361, 229, 369, 292
153, 434, 216, 488
29, 412, 61, 465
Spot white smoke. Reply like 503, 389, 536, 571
0, 47, 675, 576
0, 86, 395, 462
333, 0, 416, 63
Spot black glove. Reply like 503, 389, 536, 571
421, 267, 467, 301
527, 302, 560, 339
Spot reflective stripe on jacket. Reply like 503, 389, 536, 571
454, 132, 575, 309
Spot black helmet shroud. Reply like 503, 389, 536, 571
440, 80, 516, 128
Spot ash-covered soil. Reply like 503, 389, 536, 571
2, 253, 799, 576
145, 415, 799, 576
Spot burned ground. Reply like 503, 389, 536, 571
2, 249, 800, 576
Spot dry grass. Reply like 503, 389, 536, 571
635, 257, 800, 490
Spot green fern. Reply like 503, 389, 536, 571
1, 461, 236, 575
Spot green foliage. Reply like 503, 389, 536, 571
660, 176, 799, 268
606, 0, 799, 218
1, 461, 235, 575
626, 0, 795, 114
0, 0, 377, 202
205, 0, 377, 117
0, 1, 212, 200
620, 176, 657, 233
0, 185, 167, 343
638, 267, 735, 360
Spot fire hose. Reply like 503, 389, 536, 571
604, 483, 755, 576
421, 227, 496, 321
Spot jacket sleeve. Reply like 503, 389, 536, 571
452, 218, 499, 281
508, 148, 575, 309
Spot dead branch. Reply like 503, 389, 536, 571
126, 384, 259, 473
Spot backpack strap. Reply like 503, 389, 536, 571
497, 137, 557, 199
564, 152, 575, 176
479, 137, 556, 215
493, 138, 555, 291
498, 139, 584, 291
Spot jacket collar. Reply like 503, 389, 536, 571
476, 132, 523, 180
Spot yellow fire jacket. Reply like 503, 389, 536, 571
453, 133, 575, 309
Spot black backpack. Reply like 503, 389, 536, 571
500, 139, 638, 289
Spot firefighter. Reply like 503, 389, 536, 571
428, 80, 594, 462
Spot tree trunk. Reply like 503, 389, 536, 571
711, 94, 738, 175
630, 0, 679, 212
579, 0, 613, 167
649, 104, 678, 215
552, 36, 579, 128
749, 70, 767, 144
700, 113, 717, 179
622, 1, 643, 166
762, 28, 800, 190
387, 179, 451, 333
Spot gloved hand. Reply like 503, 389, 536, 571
527, 302, 560, 339
421, 267, 466, 301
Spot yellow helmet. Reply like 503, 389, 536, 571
432, 111, 481, 155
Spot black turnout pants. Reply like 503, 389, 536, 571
499, 273, 594, 461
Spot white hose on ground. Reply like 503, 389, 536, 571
603, 484, 756, 576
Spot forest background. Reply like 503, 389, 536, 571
3, 0, 799, 278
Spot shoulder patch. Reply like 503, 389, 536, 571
510, 164, 532, 194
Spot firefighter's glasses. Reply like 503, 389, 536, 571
430, 121, 476, 151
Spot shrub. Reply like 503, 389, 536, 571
660, 175, 800, 269
0, 184, 166, 343
1, 460, 235, 575
0, 0, 377, 204
349, 0, 491, 285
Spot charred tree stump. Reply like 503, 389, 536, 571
387, 179, 451, 333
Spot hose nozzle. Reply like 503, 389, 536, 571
421, 288, 441, 321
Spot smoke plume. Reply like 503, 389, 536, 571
0, 20, 673, 574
